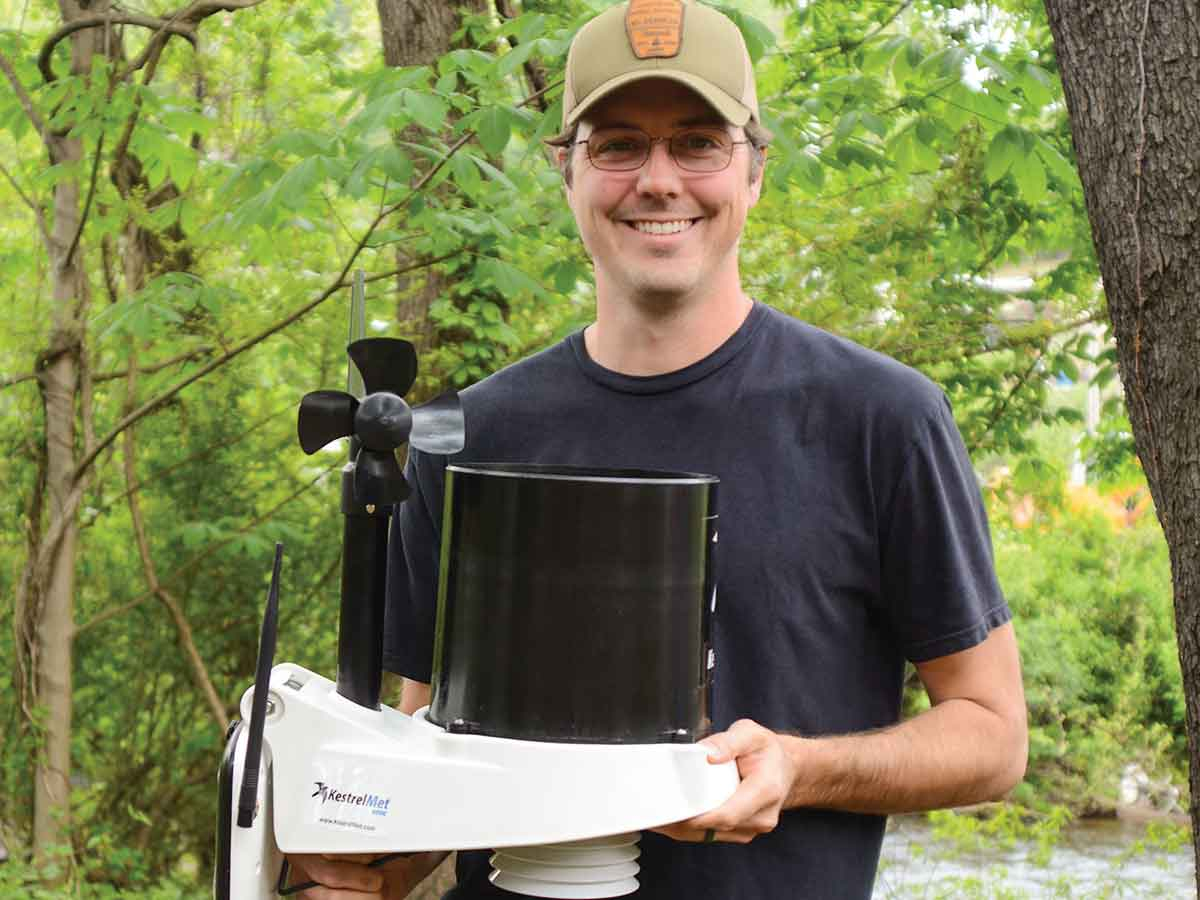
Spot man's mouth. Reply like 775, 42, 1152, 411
625, 218, 700, 235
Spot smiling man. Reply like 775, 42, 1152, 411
289, 2, 1027, 898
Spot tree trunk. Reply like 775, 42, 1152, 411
376, 0, 485, 352
30, 0, 110, 861
1043, 0, 1200, 885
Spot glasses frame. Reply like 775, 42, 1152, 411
572, 126, 750, 174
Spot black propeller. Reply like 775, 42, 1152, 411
297, 337, 464, 505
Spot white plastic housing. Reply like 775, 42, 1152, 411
223, 662, 738, 897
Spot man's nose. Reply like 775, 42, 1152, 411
636, 139, 681, 197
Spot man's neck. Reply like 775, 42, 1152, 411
584, 286, 753, 377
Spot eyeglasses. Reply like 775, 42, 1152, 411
573, 126, 749, 174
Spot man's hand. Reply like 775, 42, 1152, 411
651, 719, 796, 845
286, 851, 444, 899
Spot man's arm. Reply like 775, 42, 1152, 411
656, 623, 1027, 843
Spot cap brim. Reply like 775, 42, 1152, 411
564, 69, 752, 133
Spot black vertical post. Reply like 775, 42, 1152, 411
336, 467, 391, 709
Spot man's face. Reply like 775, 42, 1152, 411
562, 79, 763, 308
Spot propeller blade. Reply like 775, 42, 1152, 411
410, 390, 465, 455
348, 338, 418, 398
298, 390, 358, 454
354, 448, 411, 505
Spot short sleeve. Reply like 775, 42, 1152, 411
878, 395, 1011, 663
382, 448, 446, 682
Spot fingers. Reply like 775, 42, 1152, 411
648, 822, 761, 845
700, 718, 764, 763
288, 853, 385, 897
658, 719, 793, 844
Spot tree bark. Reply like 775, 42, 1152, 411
14, 0, 263, 865
1043, 0, 1200, 885
375, 0, 485, 352
30, 0, 112, 861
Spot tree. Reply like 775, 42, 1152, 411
1043, 0, 1200, 884
376, 0, 486, 358
1, 0, 272, 863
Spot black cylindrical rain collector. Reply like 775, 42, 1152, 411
428, 464, 718, 744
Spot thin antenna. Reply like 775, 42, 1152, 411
237, 543, 284, 828
347, 270, 367, 398
347, 271, 367, 462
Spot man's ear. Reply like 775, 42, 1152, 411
556, 146, 573, 191
749, 146, 767, 206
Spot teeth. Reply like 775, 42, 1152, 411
631, 219, 694, 235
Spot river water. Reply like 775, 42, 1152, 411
874, 815, 1195, 898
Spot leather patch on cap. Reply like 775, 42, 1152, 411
626, 0, 684, 59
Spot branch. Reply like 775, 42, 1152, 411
0, 158, 51, 244
112, 27, 173, 181
5, 340, 213, 393
772, 0, 915, 97
74, 76, 537, 482
38, 14, 197, 83
64, 133, 104, 267
89, 406, 291, 522
0, 46, 47, 135
0, 371, 38, 390
330, 253, 469, 291
100, 234, 121, 304
883, 311, 1106, 365
93, 346, 216, 382
75, 244, 468, 481
121, 362, 227, 731
174, 0, 272, 18
76, 464, 335, 635
981, 346, 1048, 438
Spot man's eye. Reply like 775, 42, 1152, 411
678, 132, 722, 152
596, 138, 642, 154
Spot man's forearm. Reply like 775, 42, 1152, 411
783, 697, 1027, 815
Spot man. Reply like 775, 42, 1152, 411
291, 1, 1027, 897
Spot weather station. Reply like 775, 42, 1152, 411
214, 273, 736, 899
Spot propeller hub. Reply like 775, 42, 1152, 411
355, 392, 413, 451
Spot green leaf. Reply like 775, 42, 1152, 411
470, 154, 516, 191
402, 89, 449, 132
264, 129, 336, 158
349, 91, 409, 135
1034, 138, 1078, 186
497, 40, 538, 78
1012, 155, 1048, 203
274, 157, 324, 209
1017, 63, 1055, 108
795, 150, 825, 190
834, 111, 859, 142
917, 46, 966, 81
984, 127, 1022, 183
475, 106, 513, 156
448, 150, 482, 197
480, 257, 544, 298
713, 6, 776, 64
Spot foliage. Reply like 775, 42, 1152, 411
988, 480, 1184, 810
0, 0, 1179, 892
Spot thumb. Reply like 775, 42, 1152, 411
700, 733, 735, 764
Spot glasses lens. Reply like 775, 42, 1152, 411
670, 128, 733, 172
587, 129, 649, 171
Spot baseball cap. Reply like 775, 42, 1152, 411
554, 0, 760, 137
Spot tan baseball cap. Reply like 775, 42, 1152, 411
556, 0, 759, 136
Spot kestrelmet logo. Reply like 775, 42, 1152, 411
311, 781, 391, 816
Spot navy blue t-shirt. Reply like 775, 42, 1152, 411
384, 302, 1010, 899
